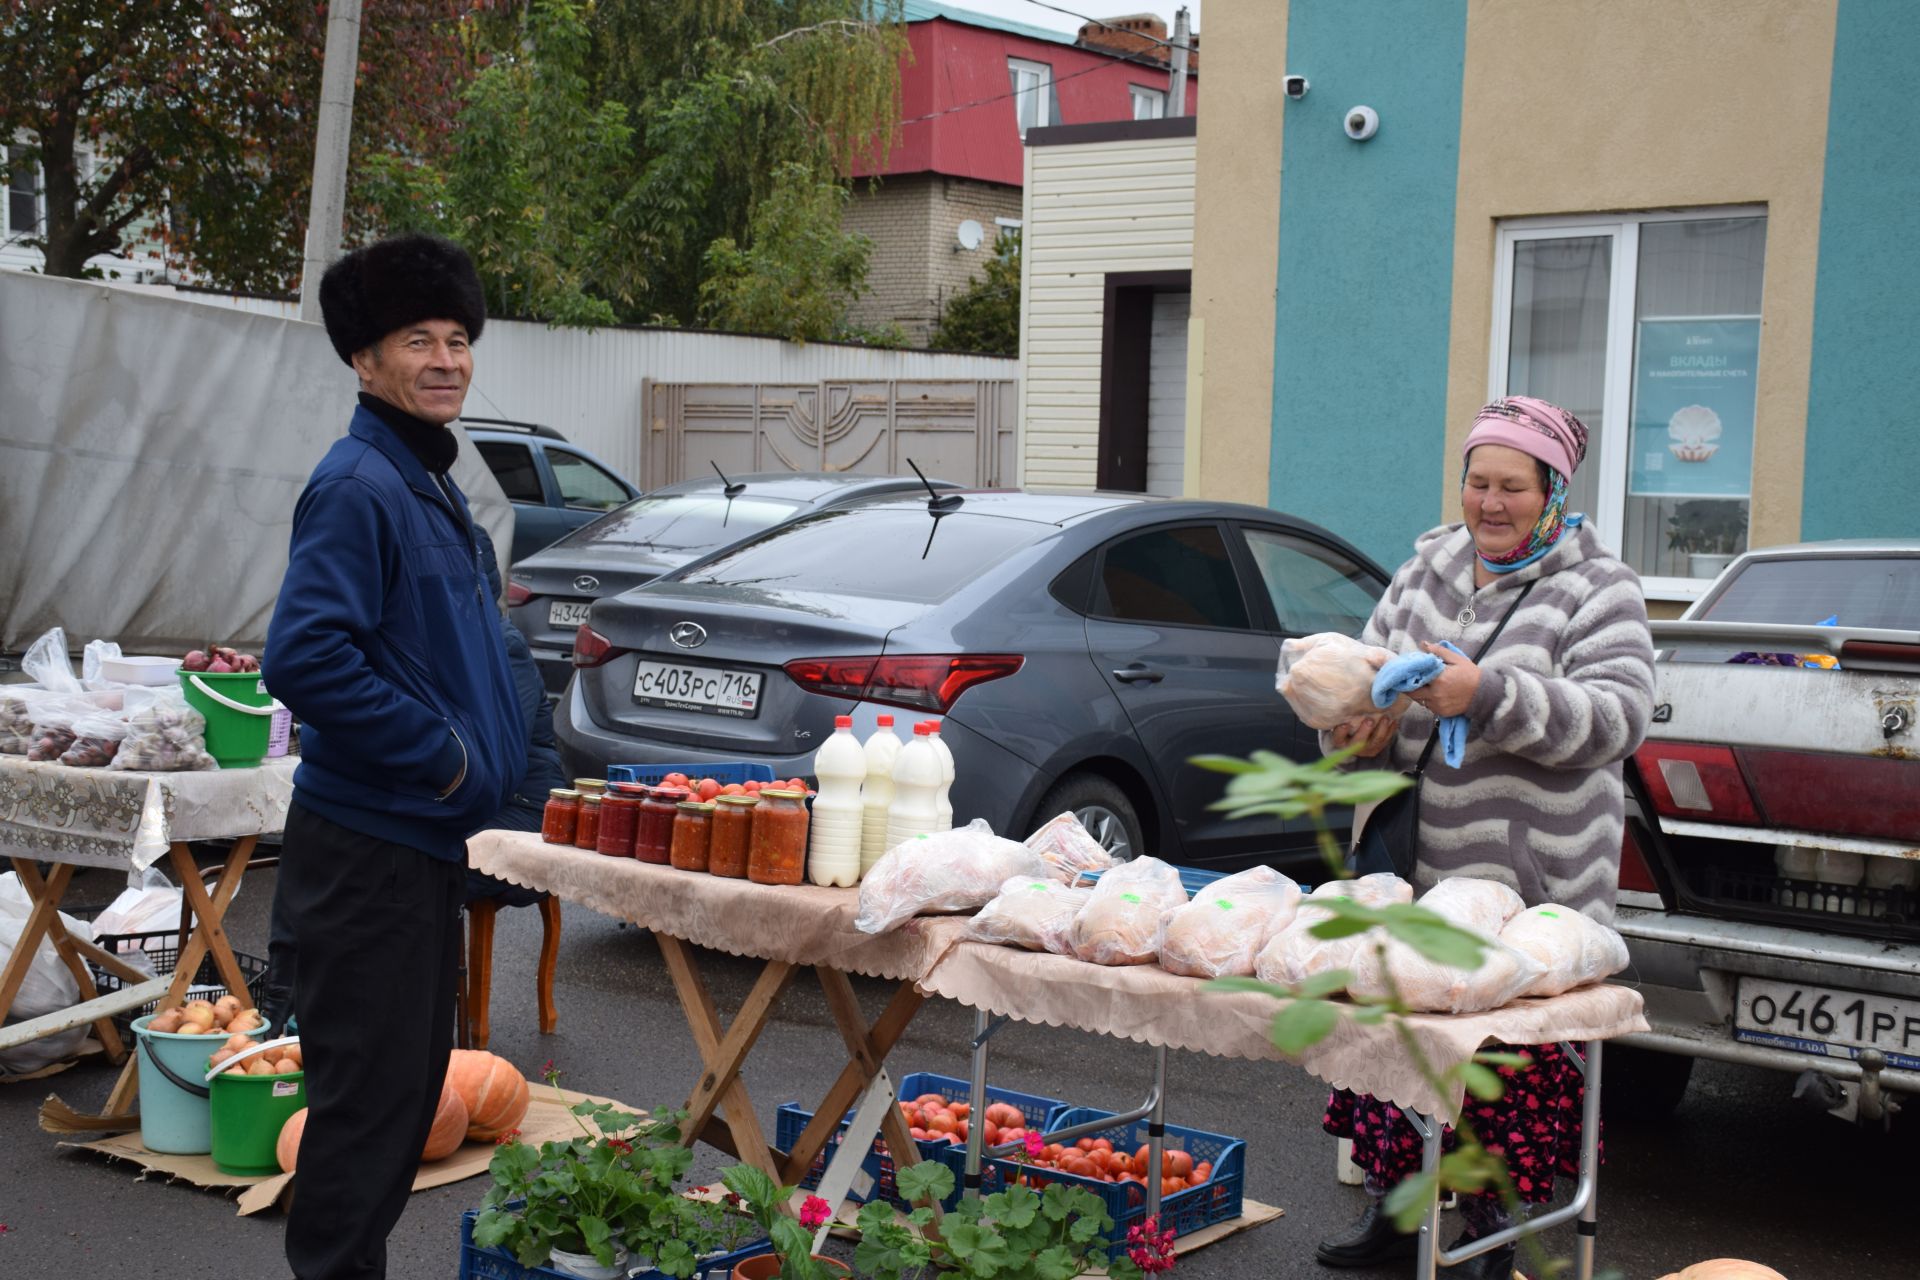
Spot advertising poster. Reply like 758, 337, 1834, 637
1630, 318, 1760, 498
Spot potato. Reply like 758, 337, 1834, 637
198, 1023, 226, 1035
272, 1058, 300, 1075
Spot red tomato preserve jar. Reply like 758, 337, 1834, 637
541, 789, 580, 845
670, 801, 715, 872
635, 786, 688, 864
597, 792, 641, 857
573, 794, 602, 850
748, 789, 810, 886
709, 795, 758, 878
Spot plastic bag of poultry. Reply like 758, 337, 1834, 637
1498, 904, 1630, 997
1344, 929, 1545, 1014
1415, 877, 1526, 937
963, 875, 1093, 954
1276, 633, 1405, 730
1069, 857, 1189, 966
856, 820, 1048, 934
1252, 873, 1413, 989
1159, 866, 1303, 979
1023, 812, 1116, 884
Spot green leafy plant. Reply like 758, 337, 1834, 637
473, 1065, 710, 1275
699, 160, 875, 342
930, 230, 1021, 356
717, 1164, 842, 1280
1665, 498, 1747, 557
852, 1161, 1150, 1280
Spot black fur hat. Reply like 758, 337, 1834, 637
318, 233, 486, 364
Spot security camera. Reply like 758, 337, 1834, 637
1344, 106, 1380, 141
1283, 75, 1309, 100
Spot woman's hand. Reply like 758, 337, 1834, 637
1330, 714, 1399, 759
1410, 643, 1483, 717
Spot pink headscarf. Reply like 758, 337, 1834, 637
1462, 396, 1589, 483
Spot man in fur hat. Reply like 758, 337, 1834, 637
263, 234, 525, 1280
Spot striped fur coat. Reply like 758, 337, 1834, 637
1339, 522, 1656, 925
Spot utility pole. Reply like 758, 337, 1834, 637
1170, 6, 1190, 117
299, 0, 365, 321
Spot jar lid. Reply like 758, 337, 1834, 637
715, 793, 761, 807
608, 781, 650, 796
548, 788, 580, 800
579, 793, 603, 806
758, 788, 805, 800
573, 778, 607, 792
650, 785, 691, 801
677, 799, 717, 812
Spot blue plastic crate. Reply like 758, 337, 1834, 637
942, 1106, 1245, 1249
459, 1206, 770, 1280
1074, 865, 1234, 895
606, 761, 777, 787
774, 1071, 1068, 1211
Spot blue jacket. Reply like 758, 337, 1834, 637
265, 406, 526, 859
475, 526, 568, 818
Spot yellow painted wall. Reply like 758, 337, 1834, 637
1443, 0, 1839, 558
1186, 0, 1285, 506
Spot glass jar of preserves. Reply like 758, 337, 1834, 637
635, 786, 688, 864
573, 793, 603, 850
748, 789, 810, 886
573, 778, 608, 797
670, 801, 716, 872
541, 789, 580, 845
709, 794, 758, 878
597, 791, 641, 858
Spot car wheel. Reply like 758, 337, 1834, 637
1601, 1044, 1694, 1121
1035, 773, 1144, 864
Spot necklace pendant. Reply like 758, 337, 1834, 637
1457, 601, 1477, 628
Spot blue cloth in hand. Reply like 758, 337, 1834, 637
1371, 641, 1470, 768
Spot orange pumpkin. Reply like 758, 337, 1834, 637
422, 1081, 470, 1161
276, 1108, 307, 1174
447, 1049, 530, 1141
1658, 1264, 1789, 1280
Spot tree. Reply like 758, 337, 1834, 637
930, 229, 1020, 355
698, 161, 871, 341
0, 0, 482, 288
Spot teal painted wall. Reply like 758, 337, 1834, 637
1268, 0, 1468, 571
1802, 0, 1920, 540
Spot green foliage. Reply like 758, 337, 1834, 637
699, 161, 873, 341
717, 1164, 836, 1280
930, 230, 1021, 355
854, 1165, 1144, 1280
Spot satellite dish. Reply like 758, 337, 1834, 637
955, 219, 985, 251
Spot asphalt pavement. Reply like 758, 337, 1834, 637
2, 861, 1907, 1279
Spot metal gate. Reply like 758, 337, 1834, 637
642, 379, 1018, 489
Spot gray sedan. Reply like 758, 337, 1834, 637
556, 489, 1389, 874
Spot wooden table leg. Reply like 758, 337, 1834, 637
13, 859, 128, 1062
781, 978, 924, 1187
656, 933, 787, 1185
0, 860, 75, 1024
536, 895, 562, 1035
814, 968, 938, 1208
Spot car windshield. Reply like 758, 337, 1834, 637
563, 494, 801, 553
680, 508, 1051, 602
1700, 556, 1920, 632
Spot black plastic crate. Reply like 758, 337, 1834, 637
1695, 866, 1917, 940
86, 929, 269, 1038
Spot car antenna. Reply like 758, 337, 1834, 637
711, 461, 746, 498
908, 458, 963, 512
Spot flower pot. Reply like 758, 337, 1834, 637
730, 1253, 852, 1280
1688, 552, 1737, 580
547, 1245, 629, 1280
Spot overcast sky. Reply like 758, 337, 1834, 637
949, 0, 1202, 39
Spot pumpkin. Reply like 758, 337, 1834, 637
446, 1049, 530, 1141
421, 1080, 469, 1161
276, 1108, 307, 1174
1657, 1263, 1790, 1280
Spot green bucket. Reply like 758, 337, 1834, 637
207, 1044, 306, 1176
179, 670, 275, 768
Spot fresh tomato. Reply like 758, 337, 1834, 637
1191, 1161, 1211, 1183
1162, 1177, 1186, 1197
662, 772, 689, 787
926, 1112, 958, 1135
720, 783, 745, 795
696, 778, 721, 801
1075, 1138, 1096, 1153
1164, 1150, 1194, 1179
787, 778, 809, 793
909, 1126, 928, 1140
743, 780, 763, 793
1090, 1138, 1114, 1154
949, 1102, 970, 1120
914, 1094, 946, 1107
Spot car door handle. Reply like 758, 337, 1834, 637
1111, 665, 1164, 684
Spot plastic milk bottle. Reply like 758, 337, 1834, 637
807, 715, 865, 887
860, 715, 903, 874
924, 719, 956, 830
884, 723, 946, 852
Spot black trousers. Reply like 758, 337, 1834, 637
276, 802, 464, 1280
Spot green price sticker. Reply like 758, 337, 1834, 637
1121, 892, 1142, 903
1215, 899, 1235, 910
1028, 883, 1051, 892
1538, 909, 1560, 919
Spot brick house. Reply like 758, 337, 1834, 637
844, 2, 1198, 346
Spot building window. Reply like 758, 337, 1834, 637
1492, 209, 1768, 597
1008, 58, 1057, 137
1130, 85, 1167, 119
7, 145, 39, 238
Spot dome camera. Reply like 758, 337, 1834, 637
1344, 106, 1380, 142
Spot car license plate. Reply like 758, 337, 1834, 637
632, 661, 762, 718
1733, 977, 1920, 1071
549, 601, 592, 628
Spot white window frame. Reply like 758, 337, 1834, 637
1130, 84, 1167, 120
1008, 58, 1053, 138
5, 144, 43, 242
1489, 204, 1768, 603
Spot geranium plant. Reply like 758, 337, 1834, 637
717, 1163, 843, 1280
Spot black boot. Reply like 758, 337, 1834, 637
1446, 1231, 1518, 1280
1315, 1200, 1417, 1268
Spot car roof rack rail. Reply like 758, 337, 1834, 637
461, 417, 567, 440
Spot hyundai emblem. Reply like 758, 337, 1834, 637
574, 574, 600, 593
669, 622, 708, 649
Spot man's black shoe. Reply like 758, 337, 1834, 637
1314, 1200, 1418, 1268
1446, 1231, 1519, 1280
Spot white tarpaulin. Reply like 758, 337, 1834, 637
0, 272, 514, 656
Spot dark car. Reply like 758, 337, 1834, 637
507, 472, 962, 697
465, 419, 640, 564
555, 490, 1390, 875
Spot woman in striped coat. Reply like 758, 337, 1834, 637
1315, 397, 1656, 1279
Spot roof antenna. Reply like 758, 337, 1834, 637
907, 458, 963, 512
711, 461, 746, 498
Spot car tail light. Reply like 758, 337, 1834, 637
1738, 749, 1920, 842
1617, 821, 1660, 894
505, 581, 534, 607
1632, 743, 1762, 825
573, 625, 626, 669
784, 654, 1025, 714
